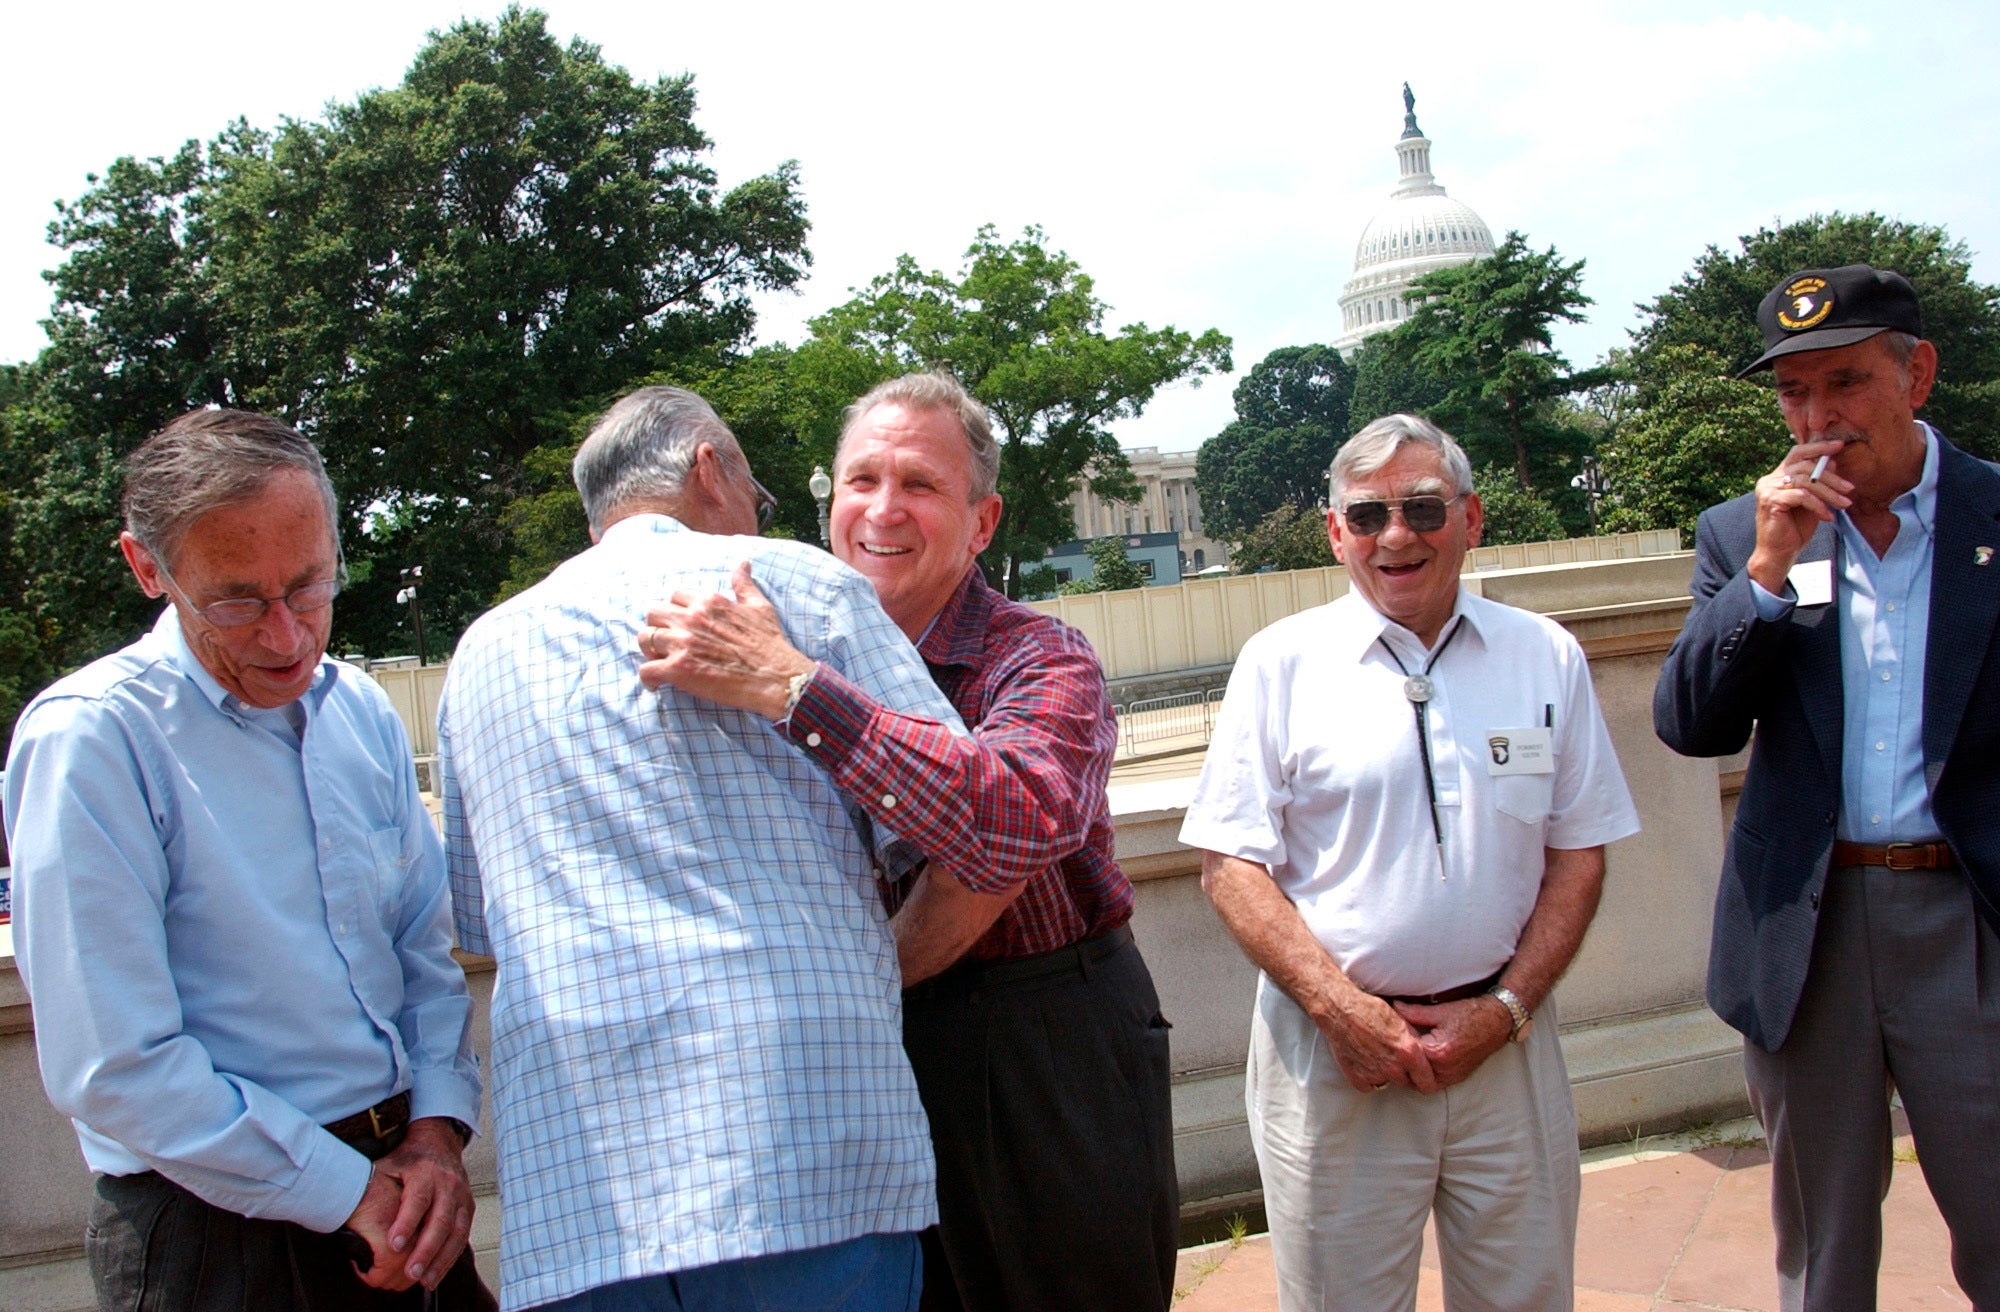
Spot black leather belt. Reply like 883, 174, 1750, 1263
1380, 968, 1503, 1008
1830, 841, 1957, 871
323, 1090, 410, 1155
906, 925, 1133, 1002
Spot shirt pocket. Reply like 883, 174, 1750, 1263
1493, 773, 1555, 826
364, 825, 417, 922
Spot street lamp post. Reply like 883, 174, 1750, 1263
809, 464, 833, 547
395, 565, 429, 666
1570, 455, 1608, 536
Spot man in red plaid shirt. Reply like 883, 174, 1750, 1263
638, 372, 1177, 1311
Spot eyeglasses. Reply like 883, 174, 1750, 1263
154, 555, 343, 628
732, 460, 777, 533
1340, 494, 1463, 536
750, 474, 777, 533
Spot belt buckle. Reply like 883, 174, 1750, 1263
1883, 842, 1922, 872
366, 1101, 403, 1141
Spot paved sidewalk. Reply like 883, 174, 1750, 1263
1172, 1119, 1971, 1311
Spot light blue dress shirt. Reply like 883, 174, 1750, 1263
1749, 425, 1941, 842
2, 610, 480, 1233
440, 516, 966, 1311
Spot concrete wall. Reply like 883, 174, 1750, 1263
0, 546, 1744, 1306
1030, 528, 1683, 681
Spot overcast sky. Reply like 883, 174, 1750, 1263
4, 0, 1995, 453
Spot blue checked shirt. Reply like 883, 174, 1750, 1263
439, 515, 965, 1310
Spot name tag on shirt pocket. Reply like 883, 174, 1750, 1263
1489, 727, 1554, 824
1788, 558, 1834, 608
1486, 726, 1554, 776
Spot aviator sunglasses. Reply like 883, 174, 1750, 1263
1340, 494, 1463, 536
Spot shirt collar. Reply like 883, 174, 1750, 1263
1905, 421, 1942, 535
1335, 585, 1483, 667
153, 604, 335, 717
1833, 421, 1940, 547
916, 567, 994, 669
597, 512, 691, 545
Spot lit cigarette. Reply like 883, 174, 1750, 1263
1809, 455, 1832, 483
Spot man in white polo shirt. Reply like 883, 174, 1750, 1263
1181, 413, 1639, 1311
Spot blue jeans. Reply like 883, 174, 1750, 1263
535, 1232, 921, 1312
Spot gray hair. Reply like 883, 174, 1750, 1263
573, 386, 741, 533
122, 408, 339, 571
1877, 329, 1920, 372
837, 371, 1001, 503
1330, 413, 1476, 506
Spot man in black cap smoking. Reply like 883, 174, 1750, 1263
1656, 265, 2000, 1309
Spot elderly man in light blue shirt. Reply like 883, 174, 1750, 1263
440, 386, 969, 1312
3, 408, 485, 1310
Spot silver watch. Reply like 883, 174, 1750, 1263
1486, 984, 1533, 1043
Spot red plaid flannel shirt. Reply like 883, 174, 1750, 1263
785, 567, 1134, 960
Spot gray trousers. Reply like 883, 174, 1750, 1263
1744, 863, 2000, 1312
87, 1168, 492, 1312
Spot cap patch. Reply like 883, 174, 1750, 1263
1777, 276, 1834, 332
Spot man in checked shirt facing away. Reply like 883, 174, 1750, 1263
639, 371, 1178, 1311
438, 386, 973, 1312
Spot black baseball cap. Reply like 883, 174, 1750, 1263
1739, 264, 1924, 376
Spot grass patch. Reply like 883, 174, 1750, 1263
1171, 1213, 1252, 1305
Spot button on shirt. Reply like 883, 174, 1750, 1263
1751, 426, 1941, 841
2, 610, 478, 1233
1180, 591, 1640, 997
440, 515, 966, 1311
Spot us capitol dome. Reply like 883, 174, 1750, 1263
1333, 85, 1495, 356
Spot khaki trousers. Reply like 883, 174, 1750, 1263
1247, 976, 1578, 1312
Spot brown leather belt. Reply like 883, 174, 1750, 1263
1830, 841, 1957, 872
1381, 969, 1503, 1008
322, 1090, 410, 1151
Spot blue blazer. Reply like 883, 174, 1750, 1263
1654, 433, 2000, 1051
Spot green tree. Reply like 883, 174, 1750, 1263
1231, 502, 1336, 574
13, 5, 809, 671
1058, 536, 1148, 594
0, 365, 57, 746
800, 225, 1231, 593
1402, 232, 1598, 491
1470, 466, 1567, 546
1630, 212, 2000, 456
1597, 345, 1791, 544
1347, 330, 1450, 431
1195, 345, 1353, 540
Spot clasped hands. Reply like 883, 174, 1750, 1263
1318, 988, 1515, 1096
341, 1117, 474, 1291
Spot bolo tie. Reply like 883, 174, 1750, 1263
1375, 618, 1464, 880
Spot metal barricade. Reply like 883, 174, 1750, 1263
1120, 690, 1218, 754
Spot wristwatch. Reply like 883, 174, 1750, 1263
1486, 984, 1533, 1043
